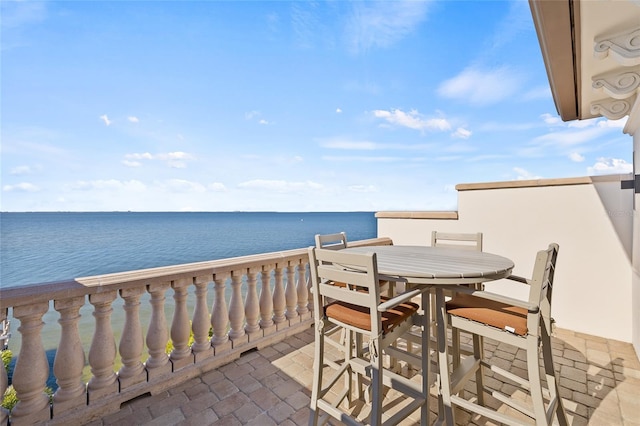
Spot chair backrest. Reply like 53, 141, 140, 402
527, 243, 559, 335
315, 232, 348, 250
431, 231, 483, 251
308, 247, 382, 335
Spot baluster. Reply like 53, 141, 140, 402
11, 302, 50, 425
0, 309, 10, 424
228, 271, 248, 346
296, 261, 310, 317
259, 267, 275, 335
118, 287, 146, 388
272, 265, 286, 328
87, 291, 118, 404
192, 276, 214, 361
285, 262, 298, 322
170, 278, 194, 370
145, 282, 171, 379
211, 274, 231, 354
52, 296, 86, 417
244, 268, 261, 340
306, 261, 313, 313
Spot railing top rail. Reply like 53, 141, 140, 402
0, 237, 392, 309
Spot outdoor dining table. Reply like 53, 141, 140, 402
340, 245, 515, 425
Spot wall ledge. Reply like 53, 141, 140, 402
456, 174, 630, 191
375, 211, 458, 220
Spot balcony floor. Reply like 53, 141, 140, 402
90, 327, 640, 426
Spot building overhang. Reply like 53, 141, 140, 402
529, 0, 640, 131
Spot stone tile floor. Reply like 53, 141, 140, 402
96, 326, 640, 426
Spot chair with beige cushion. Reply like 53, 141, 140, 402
438, 243, 568, 426
308, 247, 430, 426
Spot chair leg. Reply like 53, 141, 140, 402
369, 338, 384, 426
309, 322, 325, 426
541, 324, 568, 426
472, 334, 485, 406
526, 337, 547, 426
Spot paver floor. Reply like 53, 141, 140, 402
92, 326, 640, 426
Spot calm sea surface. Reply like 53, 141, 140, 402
1, 211, 377, 288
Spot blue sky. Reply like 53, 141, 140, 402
1, 0, 633, 212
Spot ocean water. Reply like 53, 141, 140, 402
1, 211, 377, 288
1, 212, 377, 388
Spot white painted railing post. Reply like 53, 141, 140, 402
11, 302, 50, 425
192, 276, 214, 361
245, 268, 261, 340
170, 278, 193, 370
211, 274, 231, 353
296, 261, 309, 317
228, 271, 248, 346
87, 291, 118, 403
118, 287, 146, 388
259, 268, 275, 335
285, 263, 299, 322
52, 296, 86, 416
145, 282, 171, 379
273, 265, 286, 328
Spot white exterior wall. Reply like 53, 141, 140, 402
377, 174, 634, 343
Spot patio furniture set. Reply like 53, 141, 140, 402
307, 231, 567, 426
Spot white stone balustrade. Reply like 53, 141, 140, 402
0, 238, 391, 425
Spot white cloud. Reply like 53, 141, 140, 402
541, 113, 562, 126
348, 185, 377, 193
322, 155, 403, 162
238, 179, 324, 193
258, 119, 270, 125
522, 86, 551, 101
99, 114, 112, 126
345, 1, 430, 54
321, 139, 377, 150
587, 158, 633, 175
71, 179, 146, 191
597, 117, 628, 129
513, 167, 542, 180
10, 165, 35, 175
372, 109, 451, 132
123, 151, 194, 168
3, 182, 40, 192
165, 179, 207, 193
128, 116, 139, 123
438, 66, 521, 105
569, 152, 585, 162
452, 127, 472, 139
208, 182, 227, 192
336, 108, 342, 113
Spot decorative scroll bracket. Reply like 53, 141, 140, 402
592, 68, 640, 99
594, 28, 640, 67
590, 93, 638, 120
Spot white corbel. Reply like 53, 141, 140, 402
592, 69, 640, 99
594, 28, 640, 67
591, 94, 638, 120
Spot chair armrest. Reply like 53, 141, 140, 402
378, 287, 429, 312
506, 274, 531, 285
448, 285, 539, 312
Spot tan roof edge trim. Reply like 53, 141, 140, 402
375, 211, 458, 220
456, 174, 629, 191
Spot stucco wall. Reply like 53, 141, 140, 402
376, 174, 634, 343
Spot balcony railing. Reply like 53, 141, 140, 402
0, 237, 392, 425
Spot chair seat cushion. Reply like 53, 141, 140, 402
446, 293, 528, 336
325, 296, 419, 334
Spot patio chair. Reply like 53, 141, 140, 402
431, 231, 484, 369
439, 243, 568, 426
308, 247, 430, 426
431, 231, 483, 251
